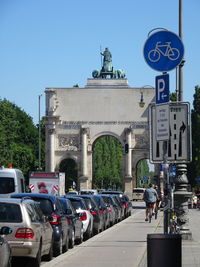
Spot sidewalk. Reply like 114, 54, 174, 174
42, 206, 200, 267
139, 207, 200, 267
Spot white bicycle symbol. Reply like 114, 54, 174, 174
148, 41, 180, 62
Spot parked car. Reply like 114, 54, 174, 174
11, 193, 69, 257
58, 197, 84, 247
65, 196, 93, 240
91, 195, 110, 229
110, 195, 123, 222
79, 189, 98, 195
101, 190, 124, 196
0, 197, 53, 266
101, 191, 126, 220
0, 226, 12, 267
80, 195, 104, 234
100, 194, 117, 226
118, 194, 132, 218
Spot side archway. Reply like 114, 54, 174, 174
59, 158, 78, 192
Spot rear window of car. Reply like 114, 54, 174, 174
31, 198, 54, 216
0, 178, 15, 194
70, 199, 85, 210
101, 196, 111, 204
0, 203, 22, 222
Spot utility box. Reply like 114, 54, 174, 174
147, 233, 182, 267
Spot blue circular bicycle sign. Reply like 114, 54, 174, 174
143, 30, 184, 72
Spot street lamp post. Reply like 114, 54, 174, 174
38, 94, 42, 171
138, 85, 154, 108
174, 0, 192, 239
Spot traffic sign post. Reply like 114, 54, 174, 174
155, 104, 169, 141
149, 102, 191, 163
156, 74, 169, 104
143, 30, 184, 72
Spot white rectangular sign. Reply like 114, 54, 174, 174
149, 102, 192, 163
156, 104, 169, 141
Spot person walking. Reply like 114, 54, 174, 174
143, 183, 158, 221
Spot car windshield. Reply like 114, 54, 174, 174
0, 203, 22, 222
31, 198, 54, 216
0, 178, 15, 194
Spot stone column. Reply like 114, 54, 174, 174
124, 128, 133, 199
48, 129, 55, 172
79, 128, 88, 189
174, 164, 192, 239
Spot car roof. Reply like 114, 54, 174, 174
101, 190, 123, 194
0, 197, 34, 204
65, 196, 84, 201
11, 193, 57, 201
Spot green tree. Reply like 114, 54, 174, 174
188, 86, 200, 188
137, 159, 150, 187
93, 136, 123, 189
0, 99, 40, 181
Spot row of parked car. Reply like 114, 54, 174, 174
0, 190, 132, 267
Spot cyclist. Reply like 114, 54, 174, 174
143, 183, 158, 221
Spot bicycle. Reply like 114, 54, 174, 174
154, 201, 160, 220
169, 209, 180, 234
148, 41, 180, 62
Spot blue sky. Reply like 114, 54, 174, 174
0, 0, 199, 124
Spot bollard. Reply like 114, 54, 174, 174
147, 233, 182, 267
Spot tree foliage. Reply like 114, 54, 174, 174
0, 99, 42, 181
188, 86, 200, 188
136, 159, 151, 187
93, 136, 123, 189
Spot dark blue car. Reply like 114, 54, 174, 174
58, 197, 83, 247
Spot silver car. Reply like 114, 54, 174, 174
0, 198, 53, 266
0, 226, 12, 267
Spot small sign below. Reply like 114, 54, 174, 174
156, 104, 169, 141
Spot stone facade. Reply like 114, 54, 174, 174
44, 78, 155, 198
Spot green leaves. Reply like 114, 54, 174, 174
0, 99, 41, 181
188, 86, 200, 188
93, 136, 123, 189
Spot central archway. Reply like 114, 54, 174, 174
92, 135, 123, 190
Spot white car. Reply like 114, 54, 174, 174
65, 196, 93, 240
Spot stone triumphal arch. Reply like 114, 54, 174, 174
44, 49, 155, 197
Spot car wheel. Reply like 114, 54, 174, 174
43, 239, 53, 261
84, 223, 92, 240
69, 229, 75, 249
76, 227, 83, 244
54, 235, 63, 257
63, 235, 69, 253
7, 255, 12, 267
29, 242, 42, 267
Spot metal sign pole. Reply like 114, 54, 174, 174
163, 141, 169, 234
